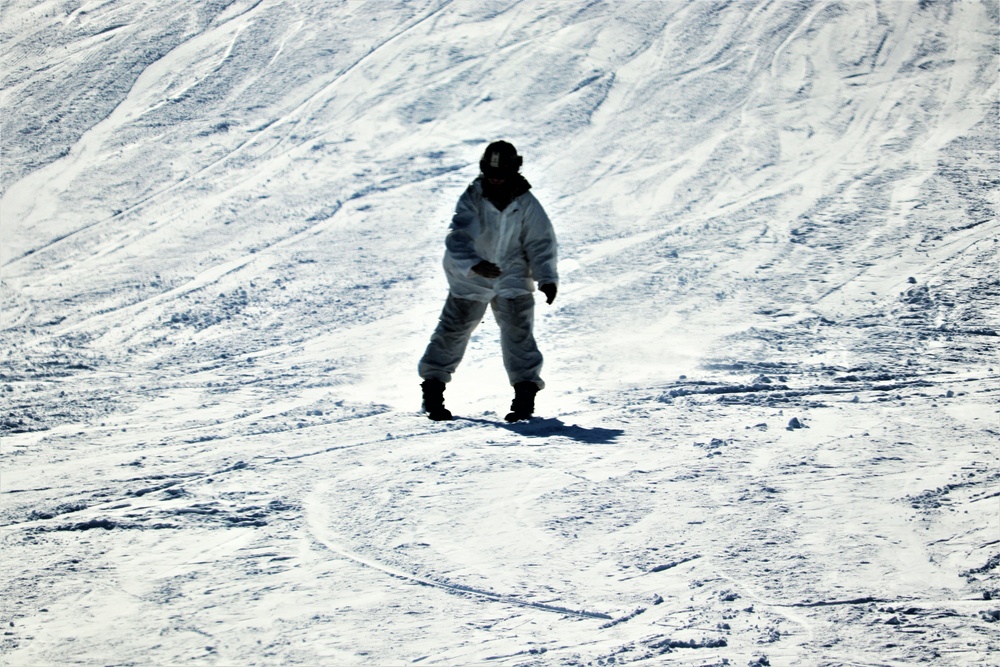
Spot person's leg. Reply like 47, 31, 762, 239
419, 295, 489, 384
492, 295, 544, 424
491, 294, 544, 388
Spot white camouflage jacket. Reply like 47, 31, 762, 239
442, 176, 558, 302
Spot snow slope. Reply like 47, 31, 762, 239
1, 0, 998, 665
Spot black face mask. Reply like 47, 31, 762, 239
481, 173, 528, 211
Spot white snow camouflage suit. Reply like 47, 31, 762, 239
419, 175, 558, 388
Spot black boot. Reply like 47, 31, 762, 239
421, 379, 452, 421
505, 381, 539, 422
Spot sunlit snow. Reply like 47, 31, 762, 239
1, 1, 998, 665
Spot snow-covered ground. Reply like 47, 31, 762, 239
2, 1, 998, 665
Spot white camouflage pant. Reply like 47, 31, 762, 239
419, 294, 544, 388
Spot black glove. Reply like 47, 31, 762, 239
539, 283, 557, 305
472, 260, 502, 279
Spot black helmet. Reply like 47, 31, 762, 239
479, 140, 522, 178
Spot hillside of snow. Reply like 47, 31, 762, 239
1, 1, 998, 665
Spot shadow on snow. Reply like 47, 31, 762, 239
458, 416, 624, 445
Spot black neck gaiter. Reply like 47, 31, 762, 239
481, 173, 531, 212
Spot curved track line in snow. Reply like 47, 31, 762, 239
768, 0, 837, 82
1, 0, 452, 270
258, 417, 478, 465
47, 148, 458, 343
305, 481, 613, 621
0, 0, 276, 268
713, 562, 817, 654
0, 410, 476, 533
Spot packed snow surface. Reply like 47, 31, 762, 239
1, 1, 998, 665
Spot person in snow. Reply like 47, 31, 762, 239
419, 140, 558, 422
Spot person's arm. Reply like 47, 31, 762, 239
522, 195, 558, 301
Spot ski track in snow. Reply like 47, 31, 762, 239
1, 1, 998, 665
